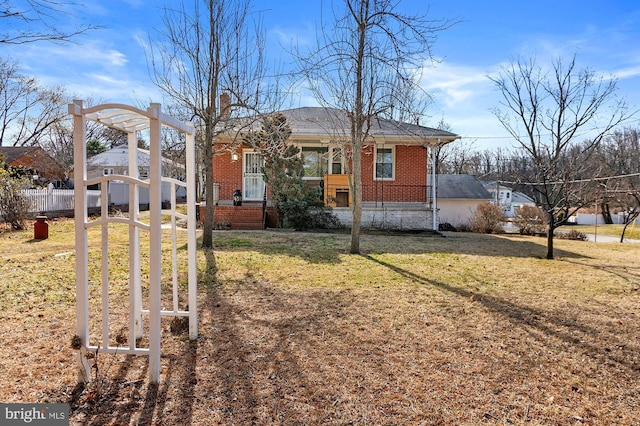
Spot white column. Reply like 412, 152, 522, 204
431, 142, 439, 232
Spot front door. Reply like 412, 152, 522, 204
243, 151, 265, 200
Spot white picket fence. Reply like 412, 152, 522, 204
574, 212, 640, 226
22, 188, 101, 213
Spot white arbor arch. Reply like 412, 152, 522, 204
70, 101, 197, 384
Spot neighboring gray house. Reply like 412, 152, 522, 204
87, 145, 185, 205
437, 174, 493, 227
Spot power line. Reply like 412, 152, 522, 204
498, 172, 640, 186
455, 118, 640, 141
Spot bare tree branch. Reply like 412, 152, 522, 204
0, 57, 67, 147
0, 0, 100, 44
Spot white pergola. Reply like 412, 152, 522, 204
70, 101, 197, 384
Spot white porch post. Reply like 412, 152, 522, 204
431, 141, 439, 232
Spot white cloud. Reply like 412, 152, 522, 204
270, 24, 316, 52
416, 60, 517, 149
419, 61, 494, 108
134, 31, 149, 51
52, 43, 129, 68
62, 73, 160, 104
611, 65, 640, 80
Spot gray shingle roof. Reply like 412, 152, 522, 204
278, 107, 458, 142
228, 107, 459, 145
437, 174, 493, 200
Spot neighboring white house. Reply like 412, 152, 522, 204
437, 174, 493, 227
511, 191, 536, 215
87, 145, 186, 205
481, 181, 536, 218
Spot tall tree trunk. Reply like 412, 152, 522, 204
349, 0, 367, 255
600, 201, 613, 224
546, 211, 555, 259
202, 124, 214, 248
350, 140, 362, 254
620, 212, 639, 243
546, 228, 555, 260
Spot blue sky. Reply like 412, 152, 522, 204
4, 0, 640, 150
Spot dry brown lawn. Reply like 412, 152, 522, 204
1, 218, 639, 425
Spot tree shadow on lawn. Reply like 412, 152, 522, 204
562, 259, 640, 290
198, 257, 327, 423
362, 254, 639, 375
208, 230, 587, 261
421, 232, 587, 259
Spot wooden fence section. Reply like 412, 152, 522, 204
23, 189, 101, 213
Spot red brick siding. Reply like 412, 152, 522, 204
203, 204, 276, 229
361, 144, 428, 202
212, 144, 429, 204
213, 147, 244, 199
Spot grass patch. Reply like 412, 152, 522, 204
1, 221, 639, 424
564, 223, 640, 240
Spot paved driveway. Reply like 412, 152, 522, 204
584, 233, 640, 243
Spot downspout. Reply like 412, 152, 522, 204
431, 140, 439, 232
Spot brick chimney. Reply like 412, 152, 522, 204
220, 93, 230, 120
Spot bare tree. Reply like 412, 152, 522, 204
592, 127, 640, 240
148, 0, 271, 248
436, 138, 476, 174
490, 54, 633, 259
298, 0, 452, 254
0, 0, 99, 44
0, 57, 67, 147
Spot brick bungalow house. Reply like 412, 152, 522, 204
0, 146, 65, 185
210, 107, 459, 230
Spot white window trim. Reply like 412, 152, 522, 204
374, 145, 395, 181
